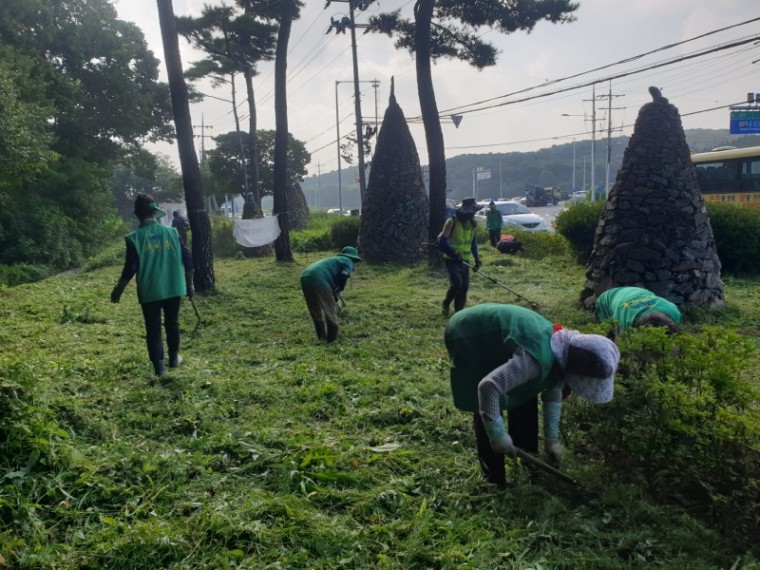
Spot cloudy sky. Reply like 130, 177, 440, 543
112, 0, 760, 175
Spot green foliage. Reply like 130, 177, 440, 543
210, 215, 239, 258
0, 226, 759, 567
705, 202, 760, 275
554, 201, 606, 263
84, 240, 128, 273
565, 326, 760, 552
0, 263, 54, 287
330, 216, 361, 249
512, 229, 571, 259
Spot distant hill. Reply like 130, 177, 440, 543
297, 129, 760, 210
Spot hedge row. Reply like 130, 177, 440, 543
554, 201, 760, 275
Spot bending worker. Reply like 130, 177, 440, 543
300, 246, 362, 342
111, 194, 194, 377
438, 197, 482, 316
445, 303, 620, 487
595, 286, 681, 336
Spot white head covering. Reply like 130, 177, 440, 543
550, 329, 620, 403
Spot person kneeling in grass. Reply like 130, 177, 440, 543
445, 303, 620, 487
595, 286, 681, 338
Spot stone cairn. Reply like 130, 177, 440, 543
357, 78, 429, 263
581, 87, 724, 309
286, 181, 310, 231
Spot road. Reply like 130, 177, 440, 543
529, 201, 568, 231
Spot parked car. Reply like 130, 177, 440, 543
569, 190, 588, 204
475, 200, 548, 232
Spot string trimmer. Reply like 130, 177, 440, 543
421, 242, 539, 308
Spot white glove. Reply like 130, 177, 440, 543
545, 438, 563, 466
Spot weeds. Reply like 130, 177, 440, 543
0, 223, 759, 568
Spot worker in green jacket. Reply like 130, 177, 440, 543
300, 246, 362, 342
445, 303, 620, 487
485, 200, 503, 247
111, 194, 194, 377
438, 197, 482, 316
595, 286, 681, 336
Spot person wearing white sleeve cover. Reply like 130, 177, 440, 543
445, 304, 620, 487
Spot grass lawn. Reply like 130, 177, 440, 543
1, 238, 759, 569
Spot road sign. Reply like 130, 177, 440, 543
730, 110, 760, 134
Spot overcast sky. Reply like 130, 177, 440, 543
112, 0, 760, 175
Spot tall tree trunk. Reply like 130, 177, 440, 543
228, 71, 251, 199
156, 0, 215, 291
244, 68, 260, 206
415, 0, 445, 266
272, 0, 293, 262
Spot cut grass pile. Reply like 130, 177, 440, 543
1, 242, 759, 569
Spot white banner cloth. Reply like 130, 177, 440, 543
233, 215, 281, 247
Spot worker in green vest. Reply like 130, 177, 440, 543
438, 197, 482, 316
300, 246, 362, 342
485, 200, 503, 247
445, 303, 620, 487
111, 194, 194, 377
595, 286, 681, 337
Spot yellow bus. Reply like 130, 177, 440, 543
691, 146, 760, 208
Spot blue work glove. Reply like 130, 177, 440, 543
482, 415, 517, 457
543, 400, 563, 466
473, 257, 482, 272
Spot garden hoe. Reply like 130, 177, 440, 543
189, 296, 202, 335
514, 447, 578, 486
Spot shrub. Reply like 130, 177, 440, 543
84, 241, 125, 272
330, 216, 360, 249
705, 202, 760, 275
291, 229, 333, 255
510, 230, 571, 259
210, 215, 239, 258
565, 326, 760, 552
553, 201, 605, 264
0, 263, 55, 286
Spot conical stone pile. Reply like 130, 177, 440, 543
357, 79, 428, 264
581, 88, 724, 309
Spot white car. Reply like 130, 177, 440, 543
475, 200, 548, 232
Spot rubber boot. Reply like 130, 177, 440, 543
169, 353, 183, 368
154, 360, 166, 377
313, 320, 326, 340
326, 323, 339, 343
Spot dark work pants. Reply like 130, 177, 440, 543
488, 229, 501, 247
443, 258, 471, 312
473, 396, 538, 487
141, 297, 181, 371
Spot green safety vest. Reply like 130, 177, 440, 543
443, 218, 475, 260
595, 287, 682, 331
126, 220, 186, 304
445, 303, 560, 412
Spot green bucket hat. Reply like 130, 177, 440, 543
134, 193, 166, 220
340, 246, 362, 262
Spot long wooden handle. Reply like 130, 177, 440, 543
515, 448, 578, 485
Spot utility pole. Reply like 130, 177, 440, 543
335, 81, 343, 214
602, 81, 624, 197
326, 0, 375, 210
193, 114, 214, 164
316, 162, 322, 210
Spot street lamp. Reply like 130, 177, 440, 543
562, 113, 588, 193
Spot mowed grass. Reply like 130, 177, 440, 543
1, 242, 759, 569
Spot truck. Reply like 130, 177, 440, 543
524, 185, 559, 207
